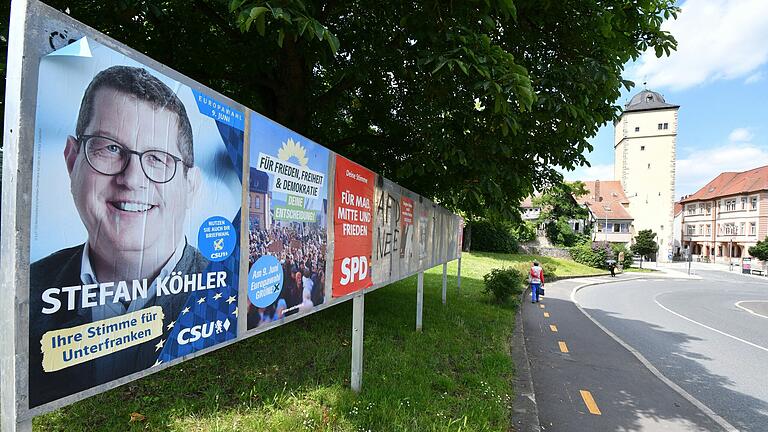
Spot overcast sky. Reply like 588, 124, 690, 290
561, 0, 768, 200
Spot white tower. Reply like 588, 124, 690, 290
614, 90, 678, 262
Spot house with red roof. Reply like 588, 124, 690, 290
680, 165, 768, 263
577, 180, 634, 245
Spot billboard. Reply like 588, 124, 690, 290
27, 39, 243, 407
1, 0, 463, 422
246, 113, 329, 329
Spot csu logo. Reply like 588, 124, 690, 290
177, 319, 231, 345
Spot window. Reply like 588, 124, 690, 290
751, 197, 758, 210
686, 225, 695, 235
635, 126, 640, 132
613, 224, 621, 233
706, 203, 711, 215
698, 204, 705, 214
641, 145, 645, 151
686, 205, 696, 215
741, 197, 748, 210
706, 224, 711, 235
663, 122, 669, 130
725, 200, 737, 211
740, 222, 746, 235
254, 196, 261, 209
658, 123, 663, 130
750, 222, 757, 235
724, 223, 736, 235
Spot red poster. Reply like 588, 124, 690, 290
400, 197, 414, 258
333, 156, 375, 297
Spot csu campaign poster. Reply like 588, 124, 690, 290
332, 156, 375, 297
28, 39, 243, 407
246, 112, 329, 330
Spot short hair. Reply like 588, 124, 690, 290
533, 261, 540, 266
75, 65, 194, 171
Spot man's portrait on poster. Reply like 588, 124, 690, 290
29, 65, 211, 406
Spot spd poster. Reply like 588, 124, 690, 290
28, 39, 243, 407
332, 156, 375, 297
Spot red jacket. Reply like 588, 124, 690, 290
530, 266, 544, 284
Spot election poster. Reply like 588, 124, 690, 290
28, 39, 243, 408
247, 113, 329, 330
332, 156, 375, 297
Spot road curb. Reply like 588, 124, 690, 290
510, 286, 541, 432
570, 278, 739, 432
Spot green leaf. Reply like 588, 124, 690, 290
249, 6, 267, 19
229, 0, 247, 13
277, 29, 285, 47
325, 32, 340, 54
456, 60, 469, 76
431, 59, 449, 75
255, 12, 266, 36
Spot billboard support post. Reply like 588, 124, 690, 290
416, 272, 424, 331
350, 293, 364, 392
457, 257, 462, 293
442, 263, 447, 305
1, 0, 31, 431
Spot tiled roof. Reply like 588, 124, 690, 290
576, 180, 633, 220
520, 194, 540, 208
674, 202, 683, 216
680, 165, 768, 203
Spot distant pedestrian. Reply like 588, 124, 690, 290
530, 261, 545, 303
609, 262, 616, 277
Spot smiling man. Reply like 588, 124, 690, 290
29, 65, 209, 406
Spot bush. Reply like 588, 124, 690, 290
470, 219, 518, 253
483, 267, 524, 303
545, 217, 579, 247
611, 243, 633, 268
542, 262, 558, 280
514, 221, 537, 243
570, 241, 613, 269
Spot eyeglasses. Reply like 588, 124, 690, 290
78, 135, 187, 184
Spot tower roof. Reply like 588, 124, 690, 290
623, 90, 679, 113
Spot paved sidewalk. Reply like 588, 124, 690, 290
523, 275, 725, 431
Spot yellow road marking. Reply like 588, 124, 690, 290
549, 324, 558, 332
540, 304, 545, 309
558, 341, 569, 353
544, 312, 550, 318
580, 390, 601, 415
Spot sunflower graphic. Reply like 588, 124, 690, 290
277, 138, 309, 167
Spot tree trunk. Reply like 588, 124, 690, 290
273, 37, 311, 134
462, 223, 472, 252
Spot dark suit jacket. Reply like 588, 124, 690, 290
28, 243, 208, 408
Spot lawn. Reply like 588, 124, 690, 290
35, 252, 600, 431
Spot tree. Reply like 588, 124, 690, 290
631, 229, 658, 268
533, 181, 589, 246
748, 238, 768, 272
3, 0, 679, 220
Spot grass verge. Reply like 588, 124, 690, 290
35, 252, 599, 431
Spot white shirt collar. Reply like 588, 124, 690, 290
80, 238, 188, 286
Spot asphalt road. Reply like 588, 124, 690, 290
574, 269, 768, 431
523, 275, 727, 432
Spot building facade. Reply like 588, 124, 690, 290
680, 166, 768, 263
577, 180, 634, 245
614, 90, 678, 261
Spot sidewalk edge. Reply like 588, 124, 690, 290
510, 287, 541, 432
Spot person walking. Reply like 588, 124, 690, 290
530, 261, 545, 303
609, 261, 616, 277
